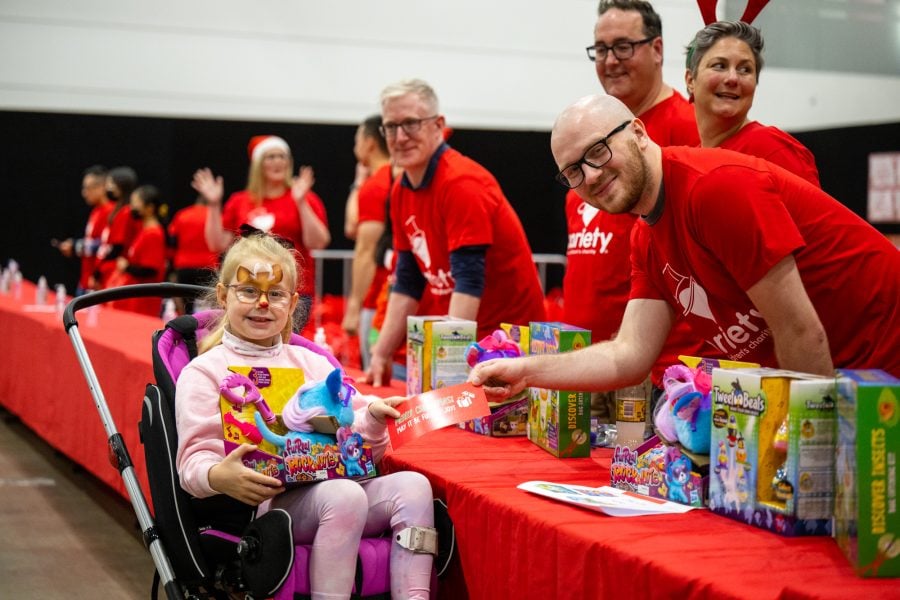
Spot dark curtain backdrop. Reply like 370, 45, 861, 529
0, 110, 895, 295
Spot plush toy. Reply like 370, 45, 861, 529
653, 364, 712, 454
337, 429, 367, 477
464, 329, 523, 368
665, 448, 692, 505
254, 368, 357, 452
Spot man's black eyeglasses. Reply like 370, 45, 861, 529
586, 36, 655, 62
379, 115, 439, 138
555, 120, 631, 189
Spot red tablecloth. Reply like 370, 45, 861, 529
382, 428, 900, 600
0, 281, 404, 502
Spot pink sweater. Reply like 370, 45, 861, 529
175, 331, 391, 498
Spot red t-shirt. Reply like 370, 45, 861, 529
719, 121, 820, 187
640, 91, 700, 147
96, 205, 142, 288
222, 189, 328, 297
357, 164, 392, 310
630, 146, 900, 376
640, 91, 706, 383
168, 204, 219, 270
392, 146, 546, 338
114, 223, 167, 316
563, 190, 636, 342
80, 202, 114, 290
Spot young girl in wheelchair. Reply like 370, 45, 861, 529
175, 232, 435, 599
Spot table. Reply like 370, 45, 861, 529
382, 427, 900, 600
0, 281, 405, 502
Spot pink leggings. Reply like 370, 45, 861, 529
271, 471, 434, 600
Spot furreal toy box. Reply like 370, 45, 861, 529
834, 369, 900, 577
461, 322, 531, 437
609, 435, 706, 507
406, 316, 477, 395
219, 366, 376, 486
527, 322, 591, 458
708, 367, 836, 536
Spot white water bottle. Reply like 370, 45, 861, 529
55, 284, 67, 315
35, 276, 49, 305
12, 271, 22, 299
314, 326, 333, 354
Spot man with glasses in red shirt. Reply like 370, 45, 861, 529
364, 78, 546, 387
566, 1, 703, 420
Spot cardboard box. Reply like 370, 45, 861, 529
707, 367, 836, 535
834, 369, 900, 577
406, 316, 477, 395
527, 322, 591, 458
610, 435, 706, 507
462, 396, 529, 437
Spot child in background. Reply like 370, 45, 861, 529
109, 185, 167, 316
95, 166, 142, 288
175, 233, 435, 599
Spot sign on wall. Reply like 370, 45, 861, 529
868, 152, 900, 224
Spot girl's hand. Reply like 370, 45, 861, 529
208, 444, 284, 505
367, 396, 405, 424
191, 168, 224, 207
115, 257, 128, 272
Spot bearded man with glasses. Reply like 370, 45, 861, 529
470, 94, 900, 402
363, 78, 546, 387
567, 1, 703, 422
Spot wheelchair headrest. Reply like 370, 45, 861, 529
154, 309, 341, 386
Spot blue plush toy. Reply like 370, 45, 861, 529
255, 368, 358, 454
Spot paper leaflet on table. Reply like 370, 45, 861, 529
387, 382, 491, 450
517, 480, 698, 517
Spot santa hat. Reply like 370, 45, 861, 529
247, 135, 290, 163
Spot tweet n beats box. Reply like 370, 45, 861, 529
527, 322, 591, 458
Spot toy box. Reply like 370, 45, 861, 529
220, 366, 377, 485
527, 322, 591, 458
834, 369, 900, 577
406, 316, 477, 395
610, 435, 706, 507
462, 396, 529, 437
461, 322, 530, 437
708, 367, 836, 536
499, 322, 530, 355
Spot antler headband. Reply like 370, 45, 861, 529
696, 0, 770, 25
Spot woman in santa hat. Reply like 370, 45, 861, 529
191, 135, 331, 326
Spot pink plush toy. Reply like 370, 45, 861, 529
464, 329, 523, 368
654, 364, 712, 454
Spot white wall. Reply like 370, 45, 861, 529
1, 0, 898, 132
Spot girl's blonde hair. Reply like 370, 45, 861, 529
246, 148, 294, 202
198, 234, 303, 353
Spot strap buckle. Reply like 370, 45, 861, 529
395, 526, 438, 555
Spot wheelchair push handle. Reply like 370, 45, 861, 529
63, 283, 211, 332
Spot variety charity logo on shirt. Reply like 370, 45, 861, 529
661, 262, 772, 361
404, 214, 454, 296
567, 203, 615, 257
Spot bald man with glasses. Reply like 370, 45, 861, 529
472, 94, 900, 400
